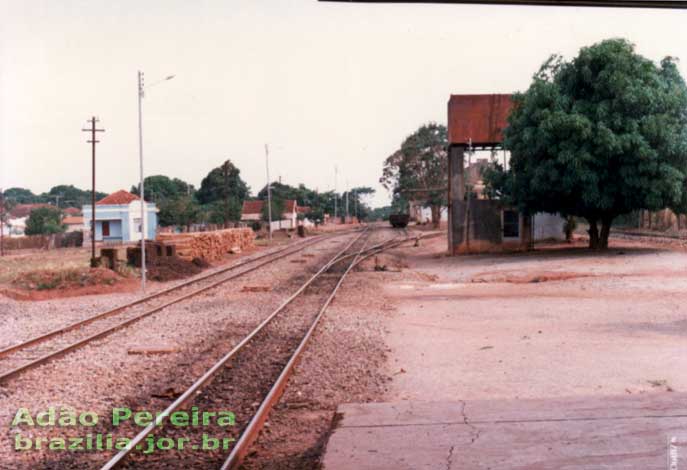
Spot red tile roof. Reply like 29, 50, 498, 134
241, 199, 297, 216
242, 200, 264, 215
62, 216, 84, 225
96, 190, 141, 205
9, 203, 54, 219
297, 206, 311, 214
448, 94, 514, 146
63, 207, 81, 215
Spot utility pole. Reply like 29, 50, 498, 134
345, 179, 350, 222
265, 144, 273, 242
136, 70, 174, 293
137, 71, 147, 292
223, 160, 230, 229
354, 189, 358, 221
82, 116, 104, 267
464, 138, 473, 250
334, 165, 338, 222
50, 194, 63, 208
0, 189, 4, 257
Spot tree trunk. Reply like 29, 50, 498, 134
599, 216, 613, 249
587, 218, 600, 249
431, 205, 441, 228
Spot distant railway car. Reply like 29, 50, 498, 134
389, 214, 410, 228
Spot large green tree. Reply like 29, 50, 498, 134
380, 123, 447, 227
196, 160, 249, 206
24, 207, 65, 235
196, 160, 249, 224
157, 195, 201, 228
497, 39, 687, 249
130, 175, 193, 202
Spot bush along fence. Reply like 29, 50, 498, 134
1, 231, 84, 251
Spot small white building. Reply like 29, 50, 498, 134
241, 199, 298, 230
83, 190, 158, 242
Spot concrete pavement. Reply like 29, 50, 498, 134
323, 393, 687, 469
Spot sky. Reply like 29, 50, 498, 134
1, 1, 686, 208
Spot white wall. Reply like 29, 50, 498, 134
533, 213, 566, 241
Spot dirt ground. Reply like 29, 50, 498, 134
4, 227, 684, 468
0, 247, 91, 285
383, 234, 687, 401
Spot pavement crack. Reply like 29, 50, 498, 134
459, 400, 481, 445
445, 444, 455, 470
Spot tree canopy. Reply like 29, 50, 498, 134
196, 160, 249, 206
256, 182, 375, 222
25, 207, 65, 235
131, 175, 193, 202
380, 123, 447, 226
2, 186, 107, 207
3, 187, 38, 204
492, 38, 687, 249
195, 160, 249, 223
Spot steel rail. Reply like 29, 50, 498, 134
221, 229, 371, 469
0, 231, 359, 383
331, 230, 411, 265
99, 229, 367, 470
0, 235, 329, 361
350, 230, 444, 269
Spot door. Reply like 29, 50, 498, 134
102, 221, 110, 237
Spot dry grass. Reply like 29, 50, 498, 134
0, 247, 91, 285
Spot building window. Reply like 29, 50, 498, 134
102, 221, 110, 237
503, 210, 519, 238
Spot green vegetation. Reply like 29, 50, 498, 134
485, 39, 687, 249
24, 207, 65, 235
195, 160, 250, 224
256, 182, 375, 222
2, 185, 107, 208
380, 123, 447, 227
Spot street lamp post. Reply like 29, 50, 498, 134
265, 144, 273, 243
137, 70, 174, 293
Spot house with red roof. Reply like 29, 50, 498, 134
241, 199, 298, 230
82, 190, 158, 242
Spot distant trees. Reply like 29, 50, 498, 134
131, 175, 201, 227
369, 205, 393, 221
2, 186, 106, 208
131, 175, 193, 202
25, 207, 65, 235
256, 182, 375, 222
487, 38, 687, 249
3, 187, 38, 204
380, 123, 447, 227
157, 196, 201, 228
43, 185, 107, 208
195, 160, 249, 224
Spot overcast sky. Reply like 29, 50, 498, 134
1, 1, 686, 207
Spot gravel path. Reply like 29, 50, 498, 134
0, 233, 357, 469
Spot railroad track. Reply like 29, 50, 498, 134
96, 227, 379, 470
0, 230, 359, 384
